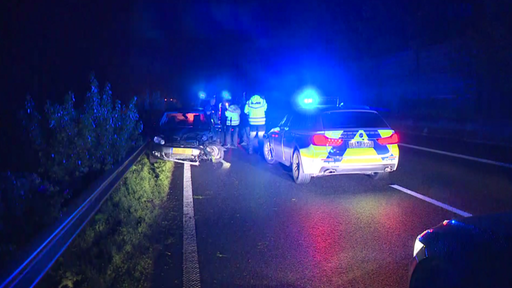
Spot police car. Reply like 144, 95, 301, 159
263, 105, 399, 184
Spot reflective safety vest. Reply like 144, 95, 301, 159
244, 95, 267, 125
225, 104, 241, 126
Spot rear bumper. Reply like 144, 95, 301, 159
151, 144, 201, 161
301, 156, 399, 176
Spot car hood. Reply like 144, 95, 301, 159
162, 127, 207, 136
418, 212, 512, 261
160, 127, 210, 143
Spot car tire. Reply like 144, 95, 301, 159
263, 139, 276, 164
292, 149, 311, 184
368, 172, 388, 180
149, 154, 158, 164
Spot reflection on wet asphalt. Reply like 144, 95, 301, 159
186, 148, 472, 287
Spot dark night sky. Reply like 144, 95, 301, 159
2, 0, 506, 171
1, 0, 481, 104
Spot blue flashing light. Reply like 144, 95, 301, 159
298, 88, 320, 109
198, 91, 206, 99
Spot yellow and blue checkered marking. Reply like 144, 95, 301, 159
300, 129, 399, 163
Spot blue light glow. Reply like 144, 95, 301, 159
297, 87, 320, 109
198, 91, 206, 99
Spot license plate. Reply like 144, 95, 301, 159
172, 148, 193, 154
349, 141, 374, 148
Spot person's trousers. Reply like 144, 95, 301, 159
249, 124, 265, 152
221, 125, 227, 145
240, 125, 250, 144
225, 125, 239, 146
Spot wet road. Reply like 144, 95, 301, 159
168, 139, 512, 288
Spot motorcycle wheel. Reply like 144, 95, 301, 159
206, 145, 224, 162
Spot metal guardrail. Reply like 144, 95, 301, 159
0, 142, 149, 288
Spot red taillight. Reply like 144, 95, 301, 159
311, 135, 343, 146
377, 133, 399, 145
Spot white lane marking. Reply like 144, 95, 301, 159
183, 164, 201, 288
400, 143, 512, 169
390, 184, 473, 217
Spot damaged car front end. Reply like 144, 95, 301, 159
150, 110, 224, 165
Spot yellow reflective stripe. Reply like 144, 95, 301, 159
300, 146, 316, 157
378, 129, 394, 138
390, 144, 399, 157
342, 147, 378, 157
300, 145, 329, 158
342, 147, 383, 164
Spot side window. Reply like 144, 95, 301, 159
289, 114, 321, 131
289, 115, 303, 130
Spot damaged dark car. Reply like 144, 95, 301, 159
150, 109, 224, 165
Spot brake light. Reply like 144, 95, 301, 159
311, 135, 343, 146
377, 133, 399, 145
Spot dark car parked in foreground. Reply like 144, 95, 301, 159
410, 213, 512, 288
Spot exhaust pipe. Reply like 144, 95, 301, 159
324, 169, 336, 174
384, 166, 393, 172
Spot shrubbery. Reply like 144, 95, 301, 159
40, 155, 174, 288
0, 75, 143, 267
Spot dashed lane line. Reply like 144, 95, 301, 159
390, 184, 473, 218
183, 164, 201, 288
400, 143, 512, 169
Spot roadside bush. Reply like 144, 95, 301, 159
0, 75, 143, 267
27, 76, 143, 183
40, 155, 174, 288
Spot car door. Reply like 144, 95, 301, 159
282, 113, 322, 165
270, 115, 289, 162
282, 114, 302, 165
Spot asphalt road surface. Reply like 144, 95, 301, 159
164, 138, 512, 288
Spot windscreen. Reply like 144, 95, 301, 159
160, 112, 209, 129
321, 111, 389, 129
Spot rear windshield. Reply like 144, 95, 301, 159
321, 111, 389, 129
160, 112, 209, 129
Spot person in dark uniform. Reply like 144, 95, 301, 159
204, 96, 219, 142
219, 98, 229, 145
239, 92, 250, 146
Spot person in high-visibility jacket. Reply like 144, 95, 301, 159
244, 94, 267, 154
224, 102, 241, 148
